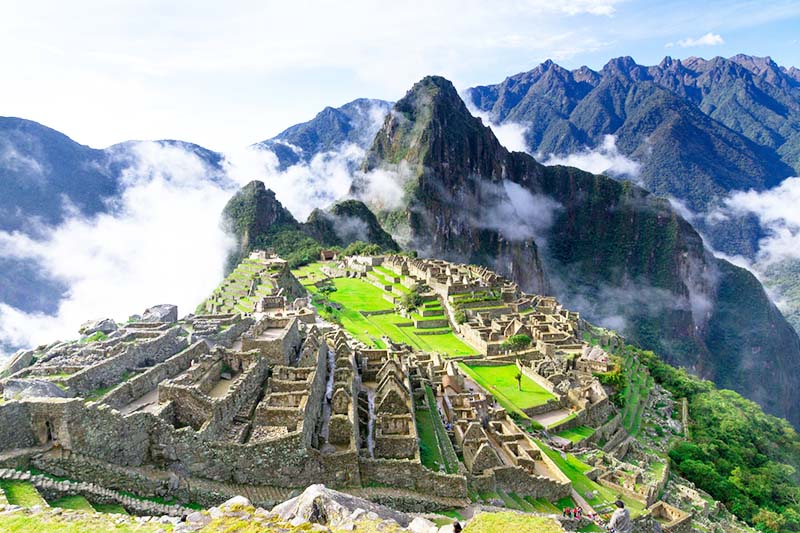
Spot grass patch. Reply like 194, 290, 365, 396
0, 480, 47, 507
459, 364, 555, 412
314, 277, 477, 356
535, 440, 643, 516
49, 494, 95, 511
463, 512, 564, 533
555, 425, 595, 443
92, 502, 129, 514
0, 512, 166, 533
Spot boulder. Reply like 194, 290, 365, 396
271, 484, 410, 528
2, 379, 68, 401
409, 516, 438, 533
79, 318, 118, 336
141, 304, 178, 323
2, 349, 35, 376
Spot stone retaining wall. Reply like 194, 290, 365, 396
65, 327, 188, 395
359, 458, 467, 499
102, 341, 208, 411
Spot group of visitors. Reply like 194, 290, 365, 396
562, 500, 633, 533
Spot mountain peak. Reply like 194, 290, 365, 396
363, 75, 506, 177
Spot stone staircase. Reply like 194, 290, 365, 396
188, 477, 296, 507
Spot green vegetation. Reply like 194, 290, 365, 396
92, 503, 129, 514
414, 384, 459, 474
500, 334, 532, 352
555, 425, 595, 443
0, 512, 168, 533
463, 512, 564, 533
459, 364, 555, 415
623, 344, 800, 532
312, 275, 476, 357
618, 352, 653, 436
80, 331, 108, 343
49, 494, 95, 511
0, 480, 47, 507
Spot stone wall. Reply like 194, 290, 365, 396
492, 465, 570, 499
65, 327, 188, 395
102, 341, 208, 411
0, 401, 35, 450
359, 458, 467, 499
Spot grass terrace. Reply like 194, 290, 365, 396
619, 352, 653, 436
312, 276, 477, 357
463, 512, 564, 533
458, 363, 555, 417
555, 425, 595, 443
0, 480, 47, 507
49, 495, 95, 512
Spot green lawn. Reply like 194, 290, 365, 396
326, 277, 395, 312
315, 277, 477, 357
459, 364, 555, 412
555, 425, 595, 443
49, 494, 95, 511
0, 480, 47, 507
415, 401, 445, 472
0, 513, 165, 533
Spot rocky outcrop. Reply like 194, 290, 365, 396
271, 484, 412, 527
2, 378, 68, 400
141, 304, 178, 323
79, 318, 118, 336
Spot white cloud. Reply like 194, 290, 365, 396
722, 177, 800, 265
0, 142, 236, 357
463, 99, 530, 153
540, 135, 641, 180
0, 1, 628, 151
225, 145, 359, 221
478, 180, 562, 241
666, 32, 725, 48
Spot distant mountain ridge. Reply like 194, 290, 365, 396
254, 98, 392, 169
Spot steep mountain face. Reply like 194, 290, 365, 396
222, 181, 397, 270
359, 75, 800, 426
358, 76, 548, 293
255, 98, 392, 168
468, 56, 799, 257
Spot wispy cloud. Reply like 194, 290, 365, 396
666, 32, 725, 48
540, 135, 641, 181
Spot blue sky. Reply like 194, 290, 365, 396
1, 0, 798, 151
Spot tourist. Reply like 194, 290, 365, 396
453, 520, 462, 532
607, 500, 633, 533
563, 507, 569, 517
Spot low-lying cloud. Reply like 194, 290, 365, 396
464, 99, 530, 153
478, 180, 562, 241
719, 177, 800, 265
0, 142, 237, 359
537, 135, 642, 181
541, 135, 641, 181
